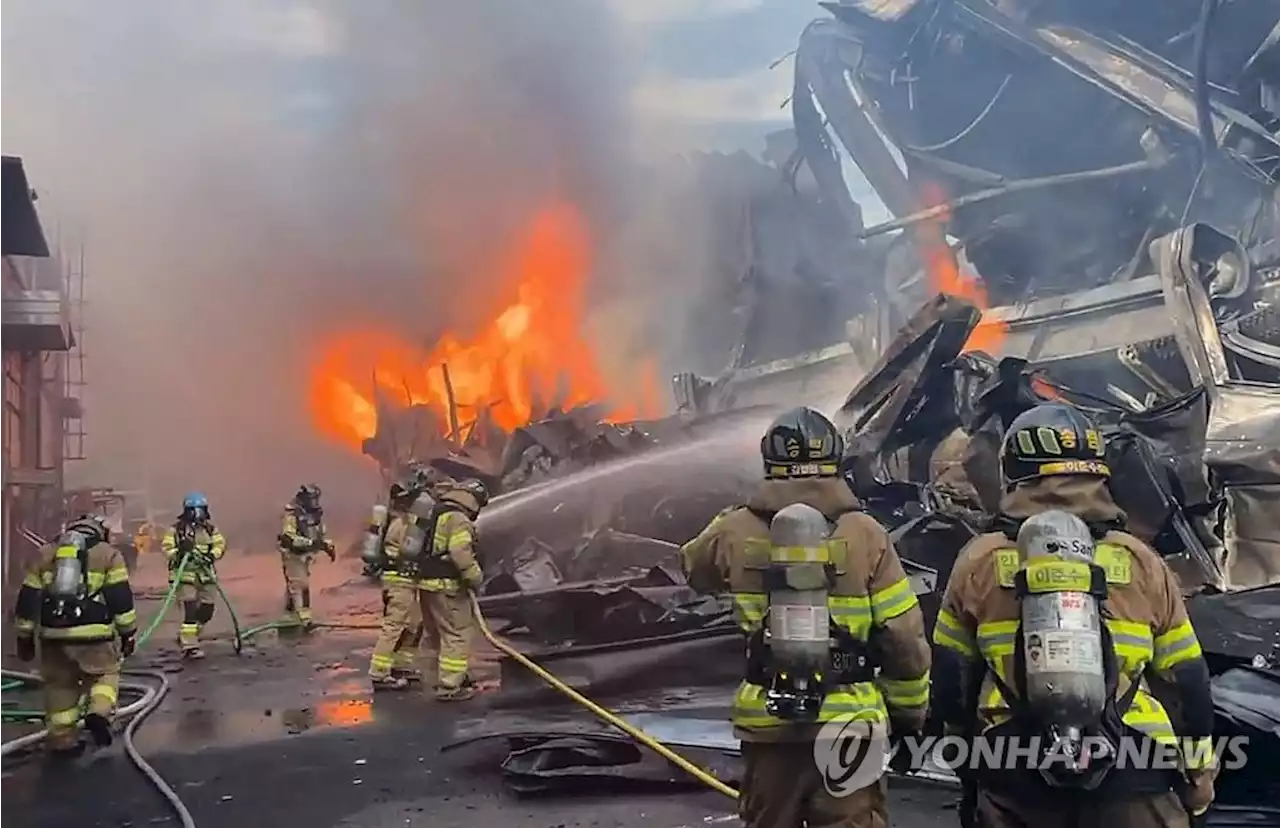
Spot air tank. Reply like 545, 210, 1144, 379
360, 504, 389, 566
767, 502, 833, 678
1016, 511, 1108, 742
399, 492, 438, 561
51, 532, 88, 599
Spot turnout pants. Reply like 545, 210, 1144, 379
281, 551, 315, 624
177, 583, 217, 652
740, 741, 888, 828
419, 589, 475, 692
40, 640, 121, 751
369, 584, 423, 678
976, 789, 1189, 828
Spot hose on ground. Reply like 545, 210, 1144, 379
468, 592, 741, 800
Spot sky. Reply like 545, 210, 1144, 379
1, 0, 886, 522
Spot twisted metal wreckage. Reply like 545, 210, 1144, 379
437, 1, 1280, 816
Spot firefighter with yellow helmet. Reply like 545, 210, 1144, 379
931, 402, 1216, 828
681, 406, 932, 827
13, 514, 137, 757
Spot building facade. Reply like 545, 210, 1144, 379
2, 155, 80, 597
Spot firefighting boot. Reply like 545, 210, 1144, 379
371, 675, 410, 692
392, 668, 424, 684
434, 679, 477, 702
83, 713, 114, 748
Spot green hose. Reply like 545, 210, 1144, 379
210, 579, 245, 654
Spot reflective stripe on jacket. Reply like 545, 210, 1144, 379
161, 523, 226, 584
13, 542, 137, 643
681, 479, 931, 742
934, 532, 1205, 761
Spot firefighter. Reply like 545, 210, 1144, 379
931, 402, 1216, 828
368, 477, 428, 691
161, 492, 227, 659
681, 406, 932, 828
12, 515, 137, 757
279, 483, 335, 629
418, 478, 488, 701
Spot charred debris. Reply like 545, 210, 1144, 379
441, 0, 1280, 806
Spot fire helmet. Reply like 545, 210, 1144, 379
65, 514, 110, 545
456, 479, 490, 509
295, 483, 322, 507
1000, 403, 1110, 488
760, 407, 844, 479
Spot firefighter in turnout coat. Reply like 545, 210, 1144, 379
13, 515, 137, 756
161, 492, 227, 658
682, 407, 932, 828
278, 483, 335, 629
931, 403, 1217, 828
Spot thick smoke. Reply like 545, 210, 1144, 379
2, 0, 665, 534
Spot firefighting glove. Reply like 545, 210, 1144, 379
324, 539, 336, 562
15, 636, 36, 662
120, 632, 136, 659
1182, 769, 1216, 823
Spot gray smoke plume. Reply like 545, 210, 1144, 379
2, 0, 670, 533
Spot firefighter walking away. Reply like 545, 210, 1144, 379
12, 514, 137, 757
931, 403, 1217, 828
682, 406, 932, 828
161, 492, 227, 659
279, 483, 335, 629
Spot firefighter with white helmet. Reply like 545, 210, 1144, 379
931, 402, 1217, 828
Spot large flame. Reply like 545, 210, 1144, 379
917, 183, 1007, 354
308, 203, 662, 451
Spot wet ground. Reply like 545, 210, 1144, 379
3, 552, 960, 827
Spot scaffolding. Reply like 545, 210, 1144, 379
63, 242, 86, 462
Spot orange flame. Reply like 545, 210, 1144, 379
916, 183, 1007, 354
307, 203, 663, 451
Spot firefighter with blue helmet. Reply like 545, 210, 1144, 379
161, 491, 227, 658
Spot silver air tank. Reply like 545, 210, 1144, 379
51, 532, 88, 599
1016, 511, 1107, 750
767, 503, 833, 687
360, 504, 389, 566
399, 492, 438, 560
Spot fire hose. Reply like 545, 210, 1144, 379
468, 592, 742, 800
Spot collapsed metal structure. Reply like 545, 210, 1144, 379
449, 2, 1280, 813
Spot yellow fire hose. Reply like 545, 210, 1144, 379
468, 593, 740, 800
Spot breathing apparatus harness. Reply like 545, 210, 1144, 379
44, 519, 112, 632
972, 512, 1155, 794
743, 502, 874, 722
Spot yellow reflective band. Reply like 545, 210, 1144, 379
871, 577, 918, 623
179, 624, 200, 635
1022, 560, 1094, 593
49, 708, 81, 727
114, 609, 138, 628
733, 593, 766, 630
770, 544, 831, 563
764, 462, 840, 478
23, 572, 43, 589
829, 595, 872, 640
933, 608, 977, 657
1107, 618, 1154, 673
1038, 460, 1110, 477
439, 657, 468, 675
1095, 543, 1132, 584
995, 549, 1020, 587
445, 530, 472, 546
90, 684, 118, 707
370, 654, 394, 670
977, 620, 1018, 659
879, 675, 930, 709
15, 620, 36, 634
105, 566, 130, 586
1153, 621, 1203, 671
41, 624, 114, 641
732, 681, 887, 728
1182, 736, 1216, 771
1123, 691, 1177, 745
55, 545, 79, 559
418, 577, 461, 592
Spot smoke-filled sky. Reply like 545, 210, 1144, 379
2, 0, 871, 527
